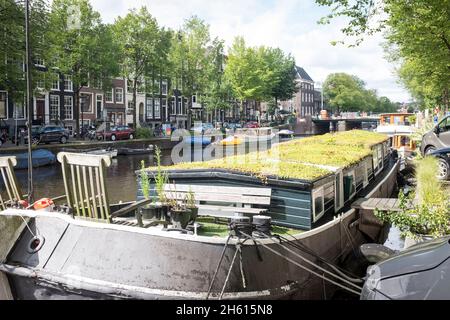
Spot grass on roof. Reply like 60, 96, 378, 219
150, 130, 388, 181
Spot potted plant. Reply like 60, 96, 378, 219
185, 187, 198, 223
152, 146, 170, 220
375, 157, 450, 248
139, 160, 161, 220
167, 194, 191, 230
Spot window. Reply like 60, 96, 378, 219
127, 80, 133, 93
66, 126, 73, 136
170, 97, 176, 115
64, 96, 73, 120
0, 92, 7, 119
80, 94, 92, 113
50, 95, 59, 120
51, 77, 60, 91
161, 81, 168, 95
177, 97, 182, 115
36, 75, 45, 89
137, 81, 145, 95
312, 187, 325, 223
146, 97, 153, 119
334, 171, 344, 211
105, 89, 113, 103
154, 98, 160, 119
34, 56, 45, 67
383, 116, 391, 124
64, 75, 73, 91
93, 79, 102, 89
438, 117, 450, 132
153, 79, 160, 94
343, 170, 356, 201
115, 88, 123, 104
13, 95, 25, 119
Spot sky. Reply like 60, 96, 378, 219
90, 0, 412, 103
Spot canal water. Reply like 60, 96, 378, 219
15, 151, 174, 204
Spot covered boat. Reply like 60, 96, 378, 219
3, 149, 56, 169
0, 130, 399, 300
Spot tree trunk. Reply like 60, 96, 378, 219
133, 78, 137, 129
74, 89, 80, 138
240, 100, 244, 123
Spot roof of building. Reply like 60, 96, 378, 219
295, 66, 314, 82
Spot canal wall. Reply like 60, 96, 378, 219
0, 138, 178, 155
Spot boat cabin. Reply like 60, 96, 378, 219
376, 113, 416, 154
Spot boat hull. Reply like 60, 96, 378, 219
0, 160, 398, 300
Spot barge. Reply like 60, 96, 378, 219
0, 130, 399, 300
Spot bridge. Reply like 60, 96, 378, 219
293, 116, 380, 135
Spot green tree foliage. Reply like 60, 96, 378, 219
323, 72, 397, 113
47, 0, 120, 132
113, 7, 161, 129
0, 0, 49, 101
316, 0, 450, 110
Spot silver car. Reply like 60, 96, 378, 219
420, 115, 450, 155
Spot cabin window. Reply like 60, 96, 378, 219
344, 170, 356, 201
363, 161, 369, 187
377, 145, 384, 172
334, 170, 344, 211
312, 187, 325, 222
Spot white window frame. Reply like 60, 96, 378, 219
105, 89, 114, 103
346, 170, 356, 200
51, 78, 60, 91
334, 170, 344, 212
49, 95, 60, 120
64, 96, 73, 120
146, 97, 153, 119
312, 187, 325, 223
64, 75, 73, 92
0, 91, 8, 119
161, 80, 168, 95
13, 94, 25, 120
154, 98, 161, 119
96, 94, 103, 114
115, 88, 124, 104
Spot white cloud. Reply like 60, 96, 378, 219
89, 0, 411, 102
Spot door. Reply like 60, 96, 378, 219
96, 94, 103, 120
36, 100, 45, 122
139, 103, 144, 122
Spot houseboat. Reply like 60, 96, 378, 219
375, 113, 417, 157
0, 130, 399, 300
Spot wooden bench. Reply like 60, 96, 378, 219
163, 184, 272, 219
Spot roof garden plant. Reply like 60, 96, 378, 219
147, 130, 388, 181
375, 157, 450, 240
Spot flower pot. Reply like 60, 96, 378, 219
169, 208, 191, 230
141, 206, 157, 220
403, 234, 434, 249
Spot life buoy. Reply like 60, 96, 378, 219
33, 198, 54, 210
18, 200, 29, 209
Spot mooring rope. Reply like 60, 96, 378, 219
239, 231, 362, 296
219, 242, 241, 300
276, 234, 363, 284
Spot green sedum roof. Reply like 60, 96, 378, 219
151, 130, 388, 181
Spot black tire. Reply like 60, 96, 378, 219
60, 136, 67, 144
129, 133, 134, 140
111, 134, 116, 141
425, 146, 436, 155
437, 158, 450, 180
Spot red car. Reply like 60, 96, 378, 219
244, 121, 260, 128
97, 125, 135, 141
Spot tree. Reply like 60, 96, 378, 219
0, 0, 49, 105
168, 16, 212, 127
224, 37, 268, 121
47, 0, 120, 134
316, 0, 450, 110
323, 73, 367, 112
267, 50, 297, 105
113, 7, 161, 129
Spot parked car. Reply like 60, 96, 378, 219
25, 126, 70, 145
96, 125, 135, 141
224, 122, 242, 131
244, 121, 260, 128
429, 147, 450, 180
420, 115, 450, 155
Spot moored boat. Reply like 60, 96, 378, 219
0, 130, 399, 300
3, 149, 56, 169
117, 145, 154, 156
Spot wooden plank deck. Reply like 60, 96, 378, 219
352, 197, 413, 212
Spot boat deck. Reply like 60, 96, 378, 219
352, 197, 415, 212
